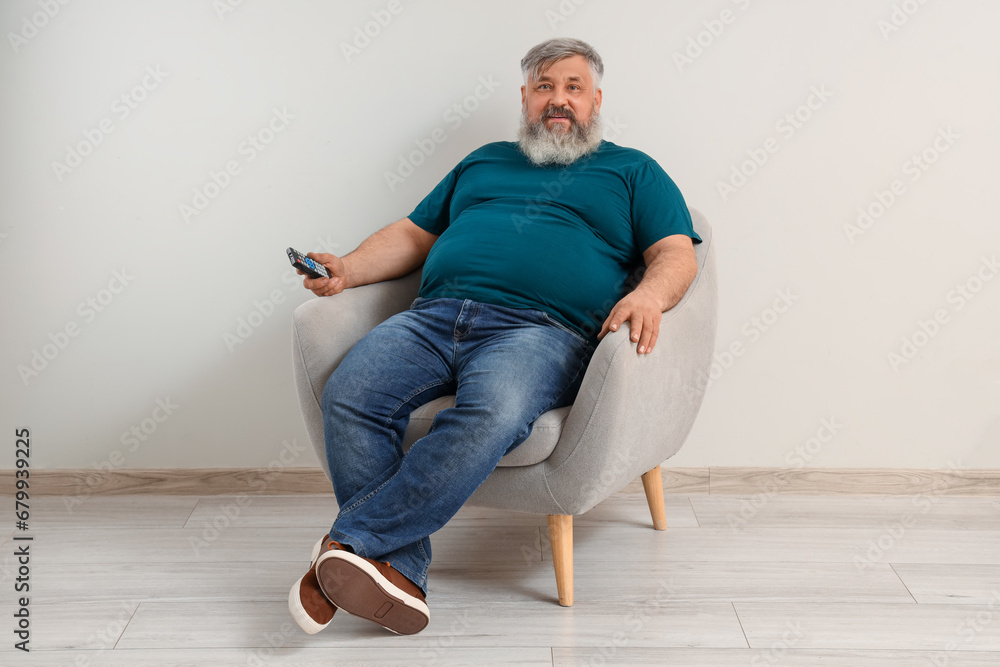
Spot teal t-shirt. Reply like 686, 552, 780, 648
408, 140, 700, 341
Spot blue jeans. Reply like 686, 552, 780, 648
321, 297, 593, 595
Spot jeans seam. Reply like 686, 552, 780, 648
327, 529, 362, 555
453, 300, 481, 342
341, 378, 452, 514
339, 376, 452, 515
338, 467, 402, 516
382, 377, 453, 436
540, 312, 590, 346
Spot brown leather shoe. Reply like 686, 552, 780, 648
288, 536, 339, 634
315, 547, 429, 635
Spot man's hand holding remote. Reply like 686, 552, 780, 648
299, 253, 349, 297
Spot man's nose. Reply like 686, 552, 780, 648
549, 86, 568, 107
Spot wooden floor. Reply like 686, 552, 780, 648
3, 489, 1000, 666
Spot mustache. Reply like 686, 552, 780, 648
541, 106, 577, 123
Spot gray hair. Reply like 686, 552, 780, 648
520, 38, 604, 89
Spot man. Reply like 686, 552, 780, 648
288, 38, 701, 636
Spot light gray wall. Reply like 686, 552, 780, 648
2, 0, 997, 472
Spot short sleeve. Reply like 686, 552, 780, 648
408, 164, 461, 236
630, 160, 701, 254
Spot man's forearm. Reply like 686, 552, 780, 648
598, 236, 698, 353
635, 241, 698, 313
341, 218, 436, 289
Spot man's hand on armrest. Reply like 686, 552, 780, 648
597, 234, 698, 355
299, 217, 438, 297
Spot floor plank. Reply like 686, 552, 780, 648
690, 494, 1000, 530
28, 495, 200, 528
573, 494, 699, 528
553, 647, 1000, 666
4, 647, 553, 666
427, 560, 915, 605
892, 563, 1000, 604
568, 525, 1000, 566
0, 600, 139, 651
735, 602, 1000, 651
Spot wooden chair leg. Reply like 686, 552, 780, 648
546, 514, 574, 607
641, 465, 668, 531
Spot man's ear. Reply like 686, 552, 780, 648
521, 84, 526, 109
594, 87, 603, 113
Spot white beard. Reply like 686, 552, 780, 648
517, 106, 603, 166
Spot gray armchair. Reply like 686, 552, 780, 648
292, 210, 717, 606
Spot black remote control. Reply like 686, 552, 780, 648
287, 247, 331, 279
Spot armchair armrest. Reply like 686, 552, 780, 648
539, 211, 718, 513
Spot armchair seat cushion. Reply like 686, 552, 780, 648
401, 397, 570, 468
